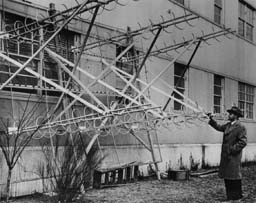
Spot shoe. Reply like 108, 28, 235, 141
229, 194, 243, 201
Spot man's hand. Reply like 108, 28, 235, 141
206, 113, 213, 120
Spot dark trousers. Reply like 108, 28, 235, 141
224, 179, 243, 200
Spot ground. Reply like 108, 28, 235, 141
4, 165, 256, 203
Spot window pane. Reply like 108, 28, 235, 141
214, 106, 221, 113
176, 87, 184, 94
174, 63, 186, 75
238, 83, 254, 119
239, 83, 245, 91
174, 0, 184, 5
174, 77, 185, 87
214, 75, 222, 85
214, 86, 222, 95
239, 2, 245, 19
174, 101, 183, 110
238, 19, 245, 36
239, 1, 254, 41
246, 24, 253, 41
214, 96, 221, 105
247, 7, 253, 24
215, 0, 222, 7
174, 92, 183, 100
214, 6, 221, 24
239, 92, 245, 101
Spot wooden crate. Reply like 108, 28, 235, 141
93, 164, 139, 189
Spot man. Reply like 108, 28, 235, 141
208, 106, 247, 201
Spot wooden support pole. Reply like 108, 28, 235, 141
126, 38, 197, 109
46, 49, 109, 112
38, 27, 44, 95
46, 42, 135, 120
108, 61, 202, 113
48, 49, 163, 118
145, 114, 161, 180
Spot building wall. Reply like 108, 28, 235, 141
0, 0, 256, 197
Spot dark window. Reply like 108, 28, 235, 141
238, 1, 254, 41
116, 45, 139, 92
0, 13, 39, 93
214, 0, 222, 24
1, 12, 77, 95
213, 75, 224, 113
174, 63, 186, 110
174, 0, 184, 5
238, 82, 254, 119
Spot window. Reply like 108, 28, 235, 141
238, 82, 254, 119
238, 1, 254, 41
174, 0, 184, 5
1, 12, 39, 93
174, 63, 186, 110
214, 0, 222, 24
4, 13, 40, 58
213, 75, 224, 113
116, 45, 138, 92
1, 12, 77, 95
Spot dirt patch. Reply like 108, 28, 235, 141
3, 165, 256, 203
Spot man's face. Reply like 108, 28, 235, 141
228, 113, 237, 121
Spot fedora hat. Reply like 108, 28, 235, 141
227, 106, 243, 117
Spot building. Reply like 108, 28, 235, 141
0, 0, 255, 197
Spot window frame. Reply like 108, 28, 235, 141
213, 74, 225, 114
238, 82, 254, 119
214, 0, 222, 25
238, 1, 254, 41
174, 0, 184, 5
173, 62, 187, 111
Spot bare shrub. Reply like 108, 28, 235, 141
39, 133, 104, 203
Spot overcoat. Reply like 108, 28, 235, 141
209, 119, 247, 179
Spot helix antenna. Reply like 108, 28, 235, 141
35, 12, 45, 28
89, 3, 105, 15
62, 4, 76, 24
165, 50, 173, 58
167, 8, 173, 17
142, 34, 151, 40
154, 44, 160, 52
149, 18, 154, 27
137, 22, 143, 30
62, 3, 68, 11
75, 0, 80, 5
191, 33, 196, 40
183, 8, 196, 27
24, 17, 32, 33
150, 29, 157, 36
115, 0, 129, 7
174, 47, 181, 54
14, 20, 24, 36
224, 31, 234, 40
183, 36, 192, 50
212, 27, 221, 42
214, 34, 221, 43
203, 38, 211, 46
172, 12, 184, 30
192, 33, 202, 48
104, 1, 117, 11
163, 25, 173, 34
160, 15, 165, 24
161, 15, 172, 34
61, 4, 76, 25
200, 30, 210, 45
163, 42, 169, 50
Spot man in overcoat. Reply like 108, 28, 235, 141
208, 106, 247, 201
